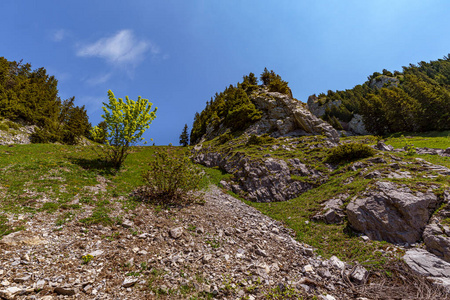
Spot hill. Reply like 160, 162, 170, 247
307, 55, 450, 135
190, 69, 339, 145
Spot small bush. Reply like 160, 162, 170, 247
325, 143, 376, 163
136, 150, 204, 206
217, 133, 233, 144
0, 123, 8, 131
246, 134, 275, 146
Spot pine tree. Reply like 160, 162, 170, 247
179, 124, 189, 146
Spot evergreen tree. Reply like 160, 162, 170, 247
179, 124, 189, 146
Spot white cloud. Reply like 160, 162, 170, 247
84, 73, 112, 86
52, 29, 66, 42
76, 30, 152, 66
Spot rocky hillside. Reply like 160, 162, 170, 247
192, 132, 450, 293
307, 55, 450, 135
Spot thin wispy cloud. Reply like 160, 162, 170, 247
76, 30, 154, 66
84, 73, 112, 86
51, 29, 66, 42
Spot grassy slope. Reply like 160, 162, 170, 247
1, 132, 448, 272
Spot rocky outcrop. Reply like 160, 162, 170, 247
246, 91, 339, 143
346, 181, 440, 244
307, 95, 341, 118
368, 75, 399, 90
347, 114, 370, 135
192, 147, 324, 202
0, 122, 36, 145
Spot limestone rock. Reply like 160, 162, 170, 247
346, 181, 439, 244
169, 227, 183, 239
350, 265, 369, 284
307, 95, 342, 118
423, 223, 450, 262
0, 231, 47, 246
368, 75, 399, 90
312, 195, 347, 224
347, 114, 370, 135
404, 248, 450, 291
247, 91, 340, 143
375, 141, 394, 152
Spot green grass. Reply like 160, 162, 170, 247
385, 131, 450, 149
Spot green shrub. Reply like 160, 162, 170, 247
325, 143, 376, 163
136, 150, 204, 206
5, 120, 20, 130
246, 134, 275, 146
0, 123, 8, 131
217, 133, 233, 144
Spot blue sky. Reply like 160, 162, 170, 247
1, 1, 450, 145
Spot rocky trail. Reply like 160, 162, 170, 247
1, 184, 448, 300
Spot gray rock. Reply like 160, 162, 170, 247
348, 114, 371, 135
169, 227, 183, 239
375, 141, 394, 152
312, 196, 346, 224
423, 223, 450, 262
122, 219, 134, 228
121, 277, 139, 288
350, 265, 369, 284
329, 256, 345, 271
346, 181, 439, 244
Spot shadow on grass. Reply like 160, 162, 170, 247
68, 157, 117, 176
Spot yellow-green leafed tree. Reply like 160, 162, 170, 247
90, 90, 157, 168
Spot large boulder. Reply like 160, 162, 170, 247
306, 95, 341, 118
346, 181, 440, 244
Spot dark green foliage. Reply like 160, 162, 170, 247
316, 54, 450, 134
179, 124, 189, 146
260, 68, 292, 96
325, 143, 376, 163
137, 150, 204, 205
0, 57, 90, 144
246, 134, 276, 146
190, 69, 293, 144
217, 132, 233, 144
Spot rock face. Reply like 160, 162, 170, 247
193, 150, 322, 202
312, 195, 347, 224
368, 75, 399, 90
307, 95, 341, 118
246, 91, 339, 143
346, 181, 440, 244
423, 191, 450, 262
403, 248, 450, 291
0, 122, 36, 145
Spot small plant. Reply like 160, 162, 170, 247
82, 254, 93, 264
205, 237, 221, 249
402, 136, 416, 155
135, 150, 204, 206
217, 132, 233, 144
325, 143, 375, 163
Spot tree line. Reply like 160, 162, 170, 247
0, 57, 90, 144
315, 55, 450, 135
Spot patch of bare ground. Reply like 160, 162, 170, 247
0, 185, 449, 299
